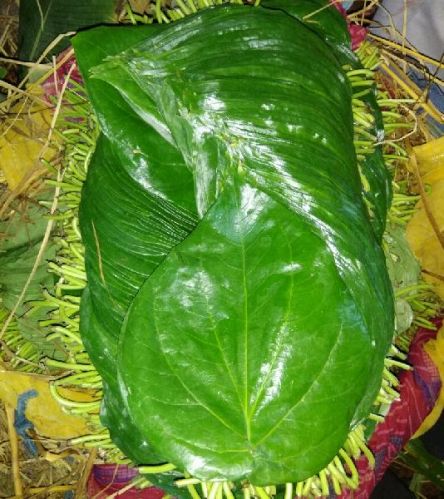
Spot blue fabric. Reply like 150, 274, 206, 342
15, 389, 38, 456
409, 70, 444, 136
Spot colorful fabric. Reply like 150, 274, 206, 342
341, 320, 442, 498
87, 464, 164, 498
332, 1, 367, 49
42, 48, 82, 101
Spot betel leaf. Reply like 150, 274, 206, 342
78, 135, 194, 476
73, 22, 197, 397
262, 0, 391, 242
120, 178, 382, 485
0, 199, 55, 315
385, 223, 421, 333
0, 197, 66, 360
19, 0, 124, 62
260, 0, 350, 49
74, 1, 394, 486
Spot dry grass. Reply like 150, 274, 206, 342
349, 0, 444, 126
0, 402, 88, 499
0, 0, 18, 81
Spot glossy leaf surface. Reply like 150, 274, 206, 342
74, 26, 197, 485
73, 23, 197, 384
121, 177, 382, 484
75, 2, 394, 486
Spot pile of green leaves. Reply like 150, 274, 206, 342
72, 0, 395, 488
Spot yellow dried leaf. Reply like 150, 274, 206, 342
128, 0, 150, 14
413, 325, 444, 437
406, 176, 444, 299
0, 370, 92, 439
0, 105, 59, 190
413, 136, 444, 172
409, 136, 444, 185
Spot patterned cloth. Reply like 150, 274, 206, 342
42, 48, 82, 101
340, 320, 442, 498
87, 464, 164, 498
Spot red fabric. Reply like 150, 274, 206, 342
332, 0, 367, 50
87, 464, 164, 498
348, 24, 367, 50
42, 48, 82, 101
340, 320, 442, 498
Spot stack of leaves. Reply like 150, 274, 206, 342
2, 0, 443, 497
72, 0, 397, 494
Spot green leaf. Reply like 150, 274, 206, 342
78, 134, 194, 471
260, 0, 350, 50
0, 196, 67, 360
72, 20, 197, 383
0, 199, 55, 315
120, 176, 384, 485
19, 0, 123, 62
384, 223, 421, 333
400, 440, 444, 491
385, 224, 421, 290
17, 311, 67, 361
74, 2, 394, 485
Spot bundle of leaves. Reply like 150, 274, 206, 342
72, 0, 396, 494
3, 0, 442, 497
